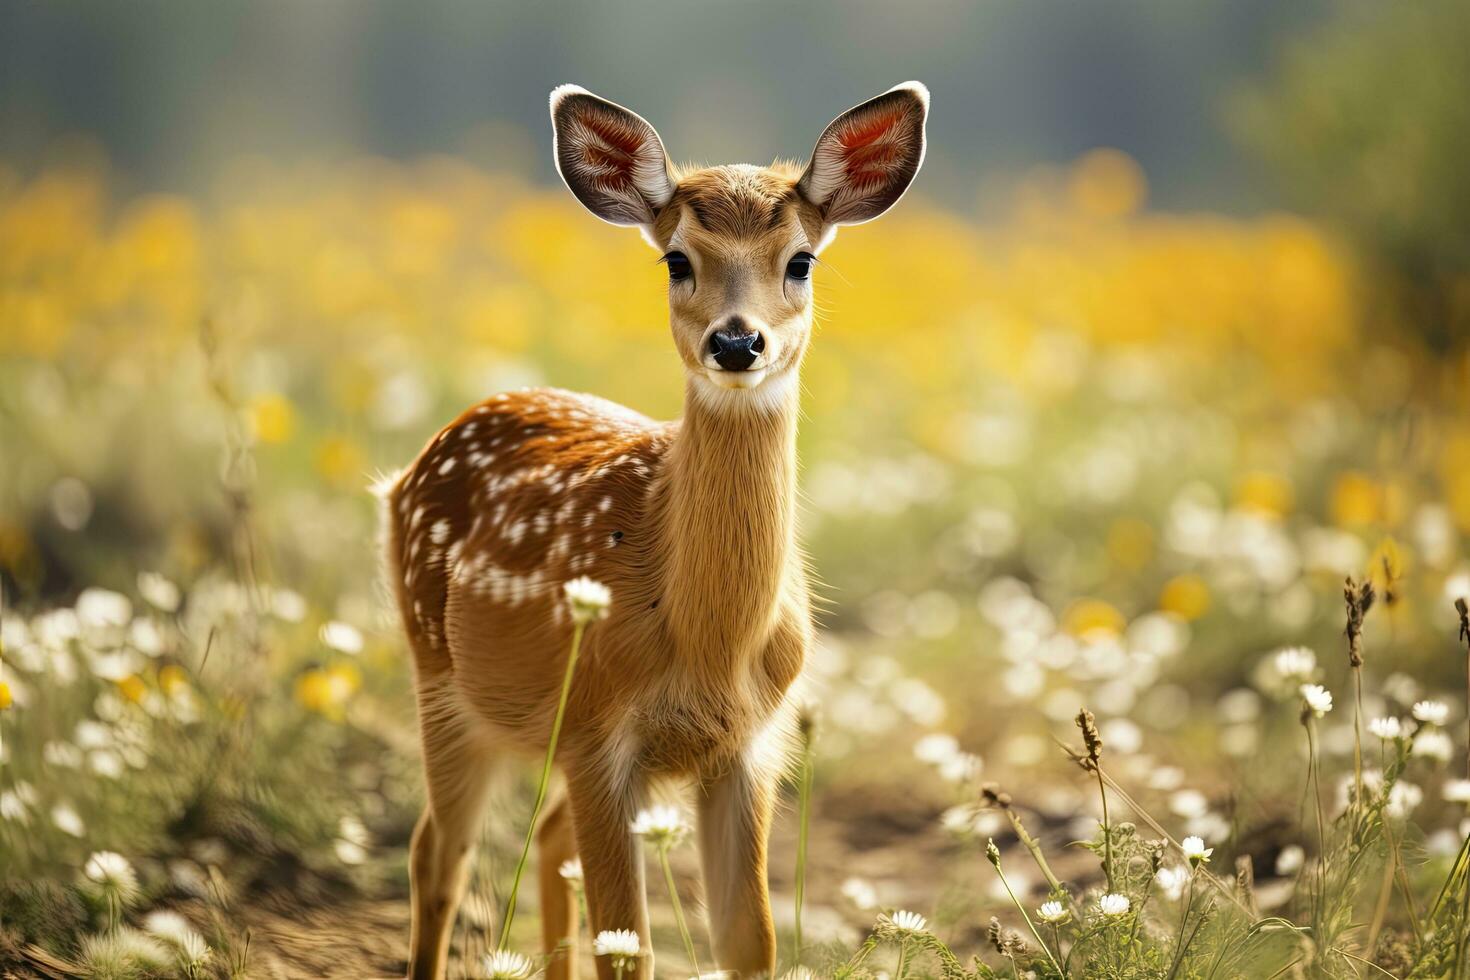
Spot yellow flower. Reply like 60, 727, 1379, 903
249, 393, 296, 445
1331, 472, 1381, 527
1234, 471, 1293, 517
116, 674, 147, 704
1064, 598, 1126, 638
1159, 574, 1211, 621
158, 664, 189, 697
295, 669, 334, 715
0, 681, 11, 710
1068, 148, 1147, 220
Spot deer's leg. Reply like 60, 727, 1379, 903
539, 791, 580, 979
408, 703, 495, 980
696, 754, 779, 976
567, 761, 650, 979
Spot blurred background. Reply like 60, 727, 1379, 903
3, 0, 1470, 974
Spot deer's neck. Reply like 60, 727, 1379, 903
659, 372, 800, 664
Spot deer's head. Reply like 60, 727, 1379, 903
550, 82, 929, 409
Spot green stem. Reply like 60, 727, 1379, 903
660, 843, 702, 974
1164, 872, 1195, 980
794, 737, 813, 965
498, 621, 586, 950
894, 941, 909, 980
995, 861, 1066, 977
1095, 767, 1114, 891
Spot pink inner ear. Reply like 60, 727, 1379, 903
574, 107, 645, 194
838, 109, 907, 190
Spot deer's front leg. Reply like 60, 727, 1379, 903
567, 760, 651, 979
696, 751, 779, 976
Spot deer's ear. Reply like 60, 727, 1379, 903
550, 85, 675, 228
798, 82, 929, 228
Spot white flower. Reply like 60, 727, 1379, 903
85, 851, 139, 900
841, 876, 879, 910
1414, 729, 1454, 763
334, 839, 367, 865
144, 910, 211, 968
0, 790, 30, 824
44, 740, 83, 768
1414, 700, 1450, 726
77, 588, 133, 629
1274, 646, 1317, 682
1369, 717, 1404, 740
939, 750, 983, 783
1445, 779, 1470, 804
884, 909, 929, 935
137, 572, 181, 612
564, 577, 612, 624
480, 950, 535, 979
630, 804, 690, 847
559, 858, 583, 882
1300, 684, 1333, 717
1156, 865, 1189, 899
1181, 835, 1213, 865
1097, 893, 1131, 917
1037, 900, 1069, 924
1388, 781, 1424, 819
593, 928, 641, 964
52, 803, 86, 837
320, 621, 364, 654
913, 732, 960, 765
1275, 844, 1305, 875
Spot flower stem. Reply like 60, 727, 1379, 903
1095, 766, 1114, 891
498, 621, 586, 950
660, 842, 702, 974
894, 941, 909, 980
793, 732, 814, 965
994, 860, 1066, 977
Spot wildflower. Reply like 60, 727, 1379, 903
1275, 844, 1305, 876
1300, 683, 1333, 717
138, 572, 181, 612
76, 588, 133, 629
630, 804, 690, 847
144, 911, 211, 971
1273, 646, 1317, 683
1444, 779, 1470, 804
592, 929, 640, 966
841, 876, 878, 909
1037, 900, 1070, 924
559, 858, 583, 881
1414, 729, 1454, 763
1368, 717, 1403, 740
52, 803, 86, 837
0, 681, 10, 710
1155, 866, 1189, 900
78, 928, 170, 975
85, 851, 139, 901
1413, 700, 1450, 726
939, 750, 982, 783
880, 909, 929, 935
1181, 835, 1213, 865
1097, 893, 1131, 916
1387, 781, 1424, 819
320, 620, 364, 654
913, 732, 960, 765
480, 950, 535, 979
564, 576, 612, 624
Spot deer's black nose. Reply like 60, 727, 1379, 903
708, 326, 765, 371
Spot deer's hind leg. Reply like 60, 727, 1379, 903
408, 684, 497, 980
538, 792, 581, 978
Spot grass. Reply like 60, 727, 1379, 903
2, 149, 1470, 976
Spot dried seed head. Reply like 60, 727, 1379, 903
1076, 708, 1103, 770
1343, 576, 1374, 668
1457, 597, 1470, 647
979, 783, 1012, 810
987, 916, 1005, 955
1148, 839, 1167, 874
986, 837, 1002, 868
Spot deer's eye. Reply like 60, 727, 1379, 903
785, 252, 815, 281
664, 251, 693, 282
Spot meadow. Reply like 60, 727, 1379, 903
3, 146, 1470, 977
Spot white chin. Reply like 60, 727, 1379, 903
704, 367, 767, 390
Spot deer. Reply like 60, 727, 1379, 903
383, 81, 929, 979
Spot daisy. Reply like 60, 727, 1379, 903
1274, 646, 1317, 682
1413, 700, 1450, 726
1181, 835, 1213, 865
630, 804, 690, 847
85, 851, 139, 901
593, 929, 640, 967
1414, 729, 1454, 763
1037, 900, 1069, 924
882, 909, 929, 935
1097, 893, 1131, 917
559, 858, 583, 881
1368, 717, 1403, 740
480, 950, 535, 979
1300, 684, 1333, 717
564, 577, 612, 624
1444, 779, 1470, 804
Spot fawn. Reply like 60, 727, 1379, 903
384, 81, 928, 978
